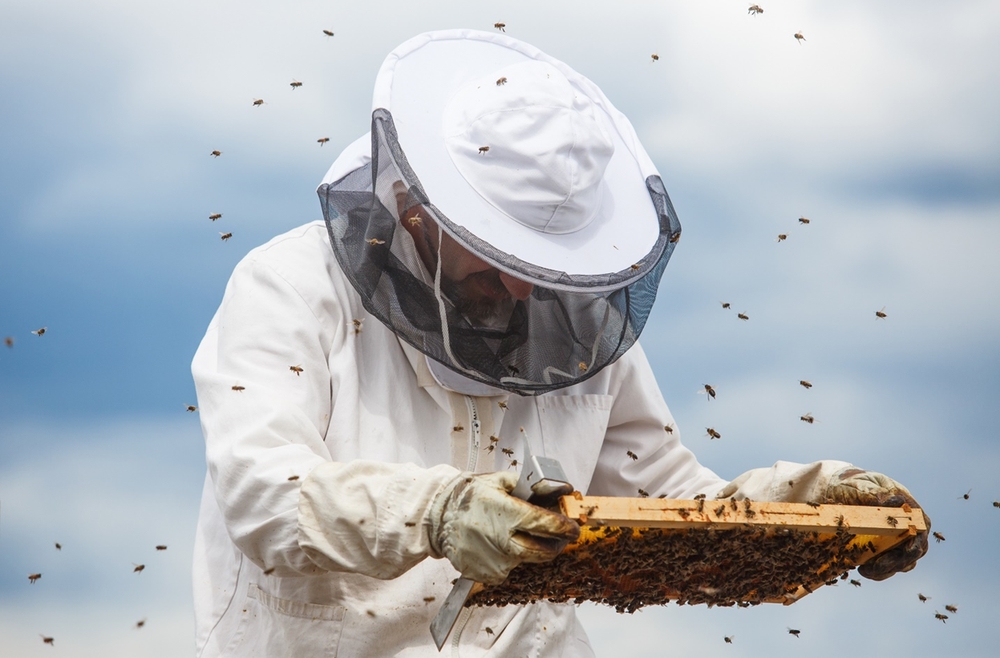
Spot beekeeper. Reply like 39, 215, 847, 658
191, 29, 928, 657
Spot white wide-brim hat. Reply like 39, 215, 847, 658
369, 29, 669, 286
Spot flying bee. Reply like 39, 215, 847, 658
351, 318, 363, 334
508, 459, 519, 469
232, 385, 245, 392
494, 22, 505, 31
28, 573, 42, 584
4, 336, 13, 347
186, 404, 198, 412
875, 306, 887, 319
650, 53, 659, 62
485, 627, 495, 636
664, 423, 674, 434
485, 444, 496, 453
498, 401, 508, 410
993, 501, 1000, 508
407, 213, 422, 226
959, 488, 971, 500
850, 579, 861, 587
886, 515, 898, 527
748, 4, 763, 14
452, 424, 464, 432
800, 413, 815, 424
720, 302, 731, 309
496, 77, 507, 86
322, 29, 334, 37
706, 427, 721, 440
701, 384, 716, 400
55, 543, 61, 550
290, 79, 302, 90
776, 234, 787, 242
317, 137, 330, 146
669, 231, 681, 244
944, 604, 958, 613
263, 567, 276, 575
220, 232, 233, 241
626, 450, 638, 461
737, 312, 749, 321
210, 150, 222, 157
133, 563, 145, 573
799, 380, 812, 389
252, 98, 265, 107
287, 475, 299, 481
501, 448, 514, 457
155, 545, 167, 551
136, 619, 146, 629
290, 365, 303, 376
794, 32, 805, 43
638, 489, 649, 498
799, 216, 810, 225
478, 146, 490, 154
41, 635, 54, 645
724, 635, 734, 644
209, 213, 222, 221
423, 596, 436, 603
932, 531, 945, 542
918, 593, 929, 603
788, 628, 800, 638
366, 238, 385, 246
32, 327, 47, 336
934, 612, 948, 623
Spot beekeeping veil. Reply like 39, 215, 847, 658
317, 30, 681, 395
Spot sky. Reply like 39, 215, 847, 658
1, 0, 998, 655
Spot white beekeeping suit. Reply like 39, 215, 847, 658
191, 29, 927, 658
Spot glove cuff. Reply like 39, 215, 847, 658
427, 471, 473, 558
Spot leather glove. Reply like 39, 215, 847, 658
428, 471, 581, 585
822, 467, 930, 581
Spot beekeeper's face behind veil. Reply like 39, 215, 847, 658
318, 29, 682, 395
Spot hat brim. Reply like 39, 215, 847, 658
373, 29, 664, 279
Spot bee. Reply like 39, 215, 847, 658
724, 635, 734, 644
799, 216, 810, 225
501, 448, 514, 457
800, 413, 815, 424
287, 475, 299, 481
155, 545, 167, 551
452, 424, 465, 432
696, 497, 706, 513
136, 619, 146, 629
776, 234, 787, 242
423, 596, 436, 603
702, 384, 716, 400
850, 579, 861, 587
252, 98, 265, 107
210, 150, 222, 157
404, 521, 416, 527
875, 306, 887, 319
263, 566, 276, 575
918, 593, 930, 602
317, 137, 330, 146
209, 213, 222, 221
351, 318, 363, 334
932, 531, 945, 542
290, 79, 302, 89
794, 32, 806, 43
366, 238, 385, 246
186, 404, 198, 412
40, 635, 54, 645
638, 489, 649, 498
220, 232, 233, 241
232, 385, 245, 392
669, 231, 681, 244
407, 213, 422, 226
944, 604, 958, 613
496, 77, 507, 86
485, 627, 495, 636
934, 612, 948, 623
799, 380, 813, 389
677, 508, 690, 519
322, 29, 334, 37
494, 22, 505, 31
748, 4, 763, 15
630, 264, 641, 271
32, 327, 47, 336
55, 543, 61, 550
290, 365, 304, 376
993, 501, 1000, 508
478, 146, 490, 154
737, 312, 749, 321
806, 501, 821, 508
959, 489, 971, 500
714, 505, 726, 517
788, 628, 800, 638
508, 459, 519, 469
133, 563, 145, 573
28, 573, 42, 584
706, 428, 721, 440
720, 302, 731, 309
485, 443, 496, 453
626, 450, 638, 461
664, 423, 675, 434
4, 336, 13, 347
650, 53, 659, 62
498, 401, 508, 410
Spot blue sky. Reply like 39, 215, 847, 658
2, 1, 999, 655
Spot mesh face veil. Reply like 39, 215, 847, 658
318, 110, 681, 395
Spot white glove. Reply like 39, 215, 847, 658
428, 471, 580, 585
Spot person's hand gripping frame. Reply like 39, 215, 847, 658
429, 443, 578, 649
